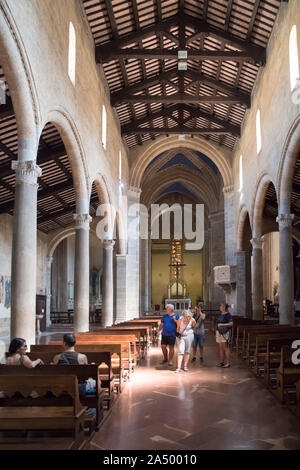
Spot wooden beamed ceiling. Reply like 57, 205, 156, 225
83, 0, 282, 149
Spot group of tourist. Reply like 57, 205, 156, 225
5, 305, 232, 374
159, 303, 233, 372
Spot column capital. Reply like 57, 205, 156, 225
251, 237, 264, 250
73, 213, 92, 230
222, 185, 234, 195
276, 213, 294, 229
127, 186, 142, 198
103, 239, 115, 250
11, 160, 42, 186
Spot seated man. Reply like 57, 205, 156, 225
53, 333, 88, 365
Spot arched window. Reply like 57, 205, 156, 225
289, 25, 299, 92
68, 22, 76, 86
239, 155, 243, 193
102, 105, 107, 150
256, 109, 262, 154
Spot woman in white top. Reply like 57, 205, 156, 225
175, 310, 196, 373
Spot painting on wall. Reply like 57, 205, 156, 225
0, 275, 11, 309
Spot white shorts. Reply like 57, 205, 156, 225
177, 334, 194, 354
216, 330, 230, 343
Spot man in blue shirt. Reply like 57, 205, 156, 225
159, 304, 179, 366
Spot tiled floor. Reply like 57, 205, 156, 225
88, 332, 300, 450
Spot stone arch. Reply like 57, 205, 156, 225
48, 226, 98, 259
277, 116, 300, 212
252, 173, 278, 237
142, 175, 217, 214
236, 205, 251, 251
0, 1, 41, 140
41, 107, 89, 203
130, 136, 232, 188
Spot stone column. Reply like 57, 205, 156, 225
46, 256, 53, 327
251, 237, 264, 320
126, 187, 141, 319
11, 153, 42, 347
102, 240, 115, 327
208, 211, 226, 308
148, 237, 152, 311
223, 185, 236, 265
115, 253, 127, 323
140, 237, 149, 313
73, 213, 91, 333
276, 213, 295, 325
236, 250, 252, 317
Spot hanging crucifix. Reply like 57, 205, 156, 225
168, 260, 186, 298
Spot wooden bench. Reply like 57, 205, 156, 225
253, 333, 300, 377
238, 324, 294, 358
88, 327, 145, 359
271, 345, 300, 403
105, 326, 149, 358
8, 361, 106, 431
244, 327, 300, 366
50, 311, 73, 324
30, 345, 116, 407
77, 333, 137, 371
235, 320, 278, 355
0, 375, 86, 449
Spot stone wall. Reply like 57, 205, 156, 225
233, 0, 300, 231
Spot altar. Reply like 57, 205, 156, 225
164, 298, 191, 314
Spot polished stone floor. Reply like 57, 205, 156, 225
88, 332, 300, 451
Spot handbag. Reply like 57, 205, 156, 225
217, 326, 229, 334
176, 321, 189, 338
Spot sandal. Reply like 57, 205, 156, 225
184, 367, 188, 371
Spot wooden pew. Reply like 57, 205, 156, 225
87, 328, 145, 359
115, 321, 155, 345
235, 320, 277, 354
294, 380, 300, 419
12, 361, 106, 430
30, 345, 116, 406
272, 345, 300, 403
77, 333, 137, 370
244, 327, 300, 366
0, 375, 86, 450
105, 326, 149, 358
253, 333, 300, 376
238, 324, 294, 358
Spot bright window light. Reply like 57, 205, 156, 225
289, 25, 299, 91
68, 22, 76, 86
102, 105, 107, 150
119, 150, 122, 180
239, 155, 243, 192
256, 109, 262, 154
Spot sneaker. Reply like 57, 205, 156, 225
191, 357, 196, 363
168, 361, 173, 366
175, 368, 181, 373
217, 362, 225, 367
222, 363, 231, 368
200, 357, 204, 363
184, 367, 188, 372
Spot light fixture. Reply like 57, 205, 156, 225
178, 61, 187, 71
178, 51, 188, 60
178, 134, 185, 140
